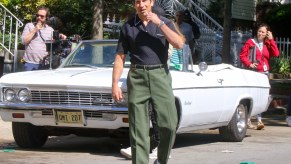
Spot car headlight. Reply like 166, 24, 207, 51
4, 89, 16, 102
18, 89, 31, 102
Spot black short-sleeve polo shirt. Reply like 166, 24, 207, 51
116, 15, 176, 65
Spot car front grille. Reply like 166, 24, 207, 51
30, 91, 114, 106
41, 109, 127, 118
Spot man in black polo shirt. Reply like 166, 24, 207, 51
112, 0, 184, 164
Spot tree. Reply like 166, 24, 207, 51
1, 0, 46, 22
46, 0, 93, 39
103, 0, 134, 20
222, 0, 232, 64
206, 0, 224, 25
264, 3, 291, 37
2, 0, 134, 40
206, 0, 233, 64
92, 0, 103, 39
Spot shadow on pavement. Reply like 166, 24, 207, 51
174, 131, 222, 149
261, 106, 287, 127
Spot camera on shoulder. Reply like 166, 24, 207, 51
53, 31, 60, 41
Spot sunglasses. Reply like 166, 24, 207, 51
36, 14, 46, 19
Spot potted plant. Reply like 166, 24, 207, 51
270, 53, 291, 79
269, 56, 279, 79
278, 56, 291, 78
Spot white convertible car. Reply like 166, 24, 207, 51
0, 40, 271, 148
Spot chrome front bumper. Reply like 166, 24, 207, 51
0, 103, 129, 129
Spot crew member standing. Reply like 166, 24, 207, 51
240, 23, 280, 130
21, 6, 66, 71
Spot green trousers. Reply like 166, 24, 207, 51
127, 67, 178, 164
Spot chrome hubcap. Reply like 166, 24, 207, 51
236, 104, 246, 133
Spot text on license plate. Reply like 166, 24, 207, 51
56, 111, 83, 124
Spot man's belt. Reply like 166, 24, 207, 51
130, 64, 166, 70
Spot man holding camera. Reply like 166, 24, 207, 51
21, 6, 66, 71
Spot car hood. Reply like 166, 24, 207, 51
0, 67, 129, 89
0, 64, 270, 90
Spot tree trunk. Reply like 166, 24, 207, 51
92, 0, 103, 40
222, 0, 232, 64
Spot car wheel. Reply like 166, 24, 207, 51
219, 103, 247, 142
12, 122, 48, 148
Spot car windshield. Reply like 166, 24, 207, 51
62, 40, 131, 68
60, 40, 195, 72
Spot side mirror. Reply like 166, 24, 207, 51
197, 62, 208, 76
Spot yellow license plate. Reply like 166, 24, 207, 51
56, 111, 83, 124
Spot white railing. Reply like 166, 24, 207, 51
103, 14, 122, 39
0, 3, 23, 72
184, 0, 223, 33
275, 37, 291, 57
152, 0, 223, 64
155, 0, 223, 32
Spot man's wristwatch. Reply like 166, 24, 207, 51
158, 21, 165, 28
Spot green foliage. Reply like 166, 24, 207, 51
264, 4, 291, 37
45, 0, 93, 39
0, 33, 23, 50
1, 0, 50, 50
1, 0, 133, 40
206, 0, 224, 25
278, 57, 291, 78
270, 52, 291, 78
2, 0, 47, 22
104, 0, 133, 14
265, 4, 291, 22
0, 0, 9, 5
46, 0, 133, 38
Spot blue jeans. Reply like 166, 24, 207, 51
24, 63, 41, 71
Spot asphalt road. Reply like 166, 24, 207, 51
1, 110, 291, 164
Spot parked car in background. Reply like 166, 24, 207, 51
0, 40, 271, 148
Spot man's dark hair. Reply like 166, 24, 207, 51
256, 23, 271, 31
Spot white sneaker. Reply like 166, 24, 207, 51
149, 148, 171, 159
149, 147, 157, 159
120, 147, 132, 159
121, 146, 171, 159
286, 116, 291, 127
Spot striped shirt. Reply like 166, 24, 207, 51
170, 48, 183, 65
169, 44, 191, 70
21, 23, 54, 64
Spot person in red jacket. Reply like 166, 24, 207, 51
240, 23, 280, 130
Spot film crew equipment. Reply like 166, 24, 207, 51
44, 31, 80, 69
